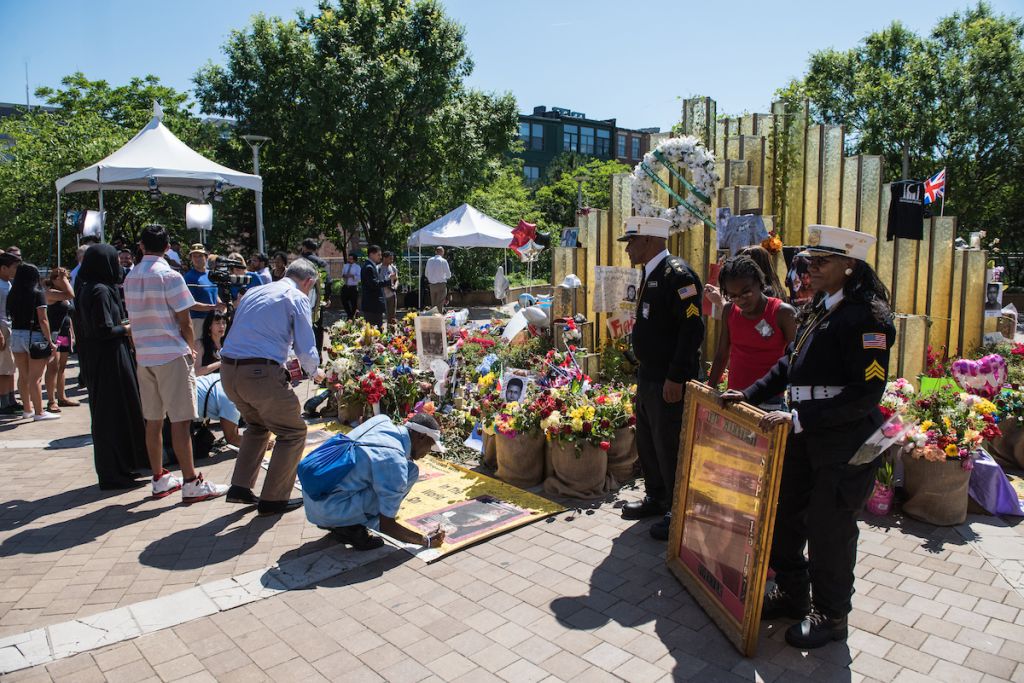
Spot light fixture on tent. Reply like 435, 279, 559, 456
210, 181, 224, 203
147, 176, 161, 199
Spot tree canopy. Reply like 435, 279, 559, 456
779, 2, 1024, 246
193, 0, 518, 251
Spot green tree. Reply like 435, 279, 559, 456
532, 156, 631, 229
0, 74, 224, 264
782, 2, 1024, 246
194, 0, 518, 251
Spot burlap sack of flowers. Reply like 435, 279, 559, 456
544, 439, 608, 499
901, 453, 972, 526
988, 417, 1024, 471
606, 427, 638, 486
336, 397, 363, 424
481, 425, 497, 469
495, 430, 545, 487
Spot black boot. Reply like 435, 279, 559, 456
761, 584, 811, 620
621, 497, 665, 520
785, 609, 848, 649
330, 525, 385, 551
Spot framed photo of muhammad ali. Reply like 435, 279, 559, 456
666, 381, 789, 657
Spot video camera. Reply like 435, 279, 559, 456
208, 258, 254, 308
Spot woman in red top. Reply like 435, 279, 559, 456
709, 255, 796, 407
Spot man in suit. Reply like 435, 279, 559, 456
360, 245, 387, 328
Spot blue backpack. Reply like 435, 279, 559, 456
297, 432, 359, 501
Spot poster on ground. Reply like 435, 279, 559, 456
416, 314, 449, 368
667, 382, 788, 657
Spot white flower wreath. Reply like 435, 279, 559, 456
631, 136, 719, 232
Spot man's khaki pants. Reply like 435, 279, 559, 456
429, 283, 447, 312
385, 292, 397, 323
221, 362, 307, 503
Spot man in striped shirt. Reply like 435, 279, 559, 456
124, 225, 228, 502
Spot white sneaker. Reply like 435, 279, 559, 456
33, 412, 60, 421
182, 474, 229, 503
22, 412, 33, 420
152, 470, 182, 499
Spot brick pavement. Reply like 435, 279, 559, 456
3, 361, 1024, 681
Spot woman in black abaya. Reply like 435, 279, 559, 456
73, 244, 148, 489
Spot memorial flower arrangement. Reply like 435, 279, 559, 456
631, 136, 718, 232
902, 386, 1000, 467
879, 378, 915, 419
538, 385, 635, 450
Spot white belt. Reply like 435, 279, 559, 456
787, 385, 844, 402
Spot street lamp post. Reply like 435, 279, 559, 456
241, 134, 271, 255
573, 174, 587, 211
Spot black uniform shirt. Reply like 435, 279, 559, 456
630, 253, 705, 383
743, 290, 895, 432
360, 260, 386, 313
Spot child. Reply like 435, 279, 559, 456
709, 255, 797, 408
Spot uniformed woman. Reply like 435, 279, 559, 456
721, 224, 895, 649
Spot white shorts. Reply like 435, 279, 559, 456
0, 323, 14, 375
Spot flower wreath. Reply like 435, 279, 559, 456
631, 135, 719, 232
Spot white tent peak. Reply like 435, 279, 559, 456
55, 108, 261, 199
406, 203, 513, 248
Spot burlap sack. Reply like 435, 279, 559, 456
481, 425, 497, 469
544, 440, 608, 499
988, 417, 1024, 472
337, 397, 363, 424
606, 427, 638, 487
901, 453, 972, 526
495, 430, 545, 487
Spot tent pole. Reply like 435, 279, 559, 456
98, 186, 105, 243
56, 193, 61, 268
418, 246, 422, 310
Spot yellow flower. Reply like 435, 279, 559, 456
571, 417, 584, 432
944, 444, 960, 458
477, 372, 495, 391
541, 411, 561, 431
942, 416, 952, 431
974, 400, 997, 415
920, 420, 934, 431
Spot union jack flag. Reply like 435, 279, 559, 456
923, 168, 945, 205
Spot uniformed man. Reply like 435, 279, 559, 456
618, 216, 705, 540
722, 224, 896, 649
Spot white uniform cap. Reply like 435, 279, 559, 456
798, 224, 877, 262
618, 217, 671, 242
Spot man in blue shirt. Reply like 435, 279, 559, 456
183, 244, 218, 350
304, 413, 448, 550
220, 258, 325, 516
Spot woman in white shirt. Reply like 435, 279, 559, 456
340, 253, 360, 320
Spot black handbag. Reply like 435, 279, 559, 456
28, 325, 52, 360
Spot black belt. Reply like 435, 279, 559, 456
221, 357, 278, 366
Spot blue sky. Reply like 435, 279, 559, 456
1, 0, 1020, 130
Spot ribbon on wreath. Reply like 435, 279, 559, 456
639, 161, 716, 231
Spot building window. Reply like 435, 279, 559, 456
563, 124, 578, 152
523, 166, 540, 183
631, 137, 640, 159
617, 134, 626, 157
596, 129, 611, 156
580, 127, 595, 155
530, 123, 543, 151
519, 122, 544, 151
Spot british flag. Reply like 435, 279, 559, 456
923, 168, 945, 205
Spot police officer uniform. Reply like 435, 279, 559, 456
619, 217, 704, 539
740, 224, 895, 649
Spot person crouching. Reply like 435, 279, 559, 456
304, 413, 447, 551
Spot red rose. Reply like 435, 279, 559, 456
600, 419, 610, 429
599, 441, 611, 451
583, 422, 592, 433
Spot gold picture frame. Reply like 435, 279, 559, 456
666, 381, 789, 657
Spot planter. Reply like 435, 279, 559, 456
544, 439, 608, 499
337, 397, 363, 424
481, 425, 497, 469
606, 427, 638, 486
495, 430, 545, 487
988, 417, 1024, 471
865, 482, 895, 516
901, 453, 972, 526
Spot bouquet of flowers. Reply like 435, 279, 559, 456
359, 371, 387, 406
902, 386, 1000, 467
880, 378, 915, 419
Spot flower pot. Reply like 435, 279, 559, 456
989, 417, 1024, 471
865, 481, 895, 516
481, 425, 497, 469
606, 427, 638, 487
901, 452, 972, 526
544, 439, 608, 499
495, 429, 545, 487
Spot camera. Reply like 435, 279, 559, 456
209, 258, 254, 308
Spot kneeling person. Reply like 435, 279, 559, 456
304, 413, 447, 551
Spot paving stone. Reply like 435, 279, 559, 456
884, 642, 937, 674
965, 649, 1017, 680
929, 659, 984, 683
920, 634, 972, 665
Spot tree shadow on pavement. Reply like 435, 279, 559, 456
548, 522, 853, 682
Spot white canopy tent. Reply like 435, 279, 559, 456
53, 102, 262, 265
406, 203, 514, 308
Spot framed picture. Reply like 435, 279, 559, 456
499, 370, 531, 403
560, 227, 579, 248
667, 381, 789, 656
415, 314, 448, 368
985, 281, 1003, 317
